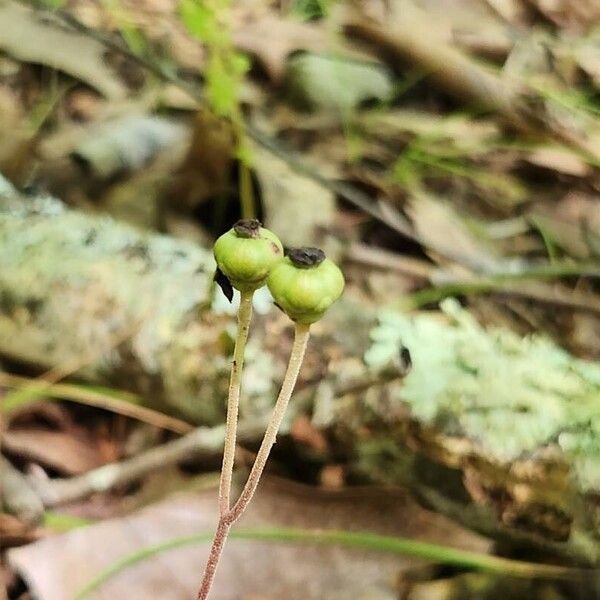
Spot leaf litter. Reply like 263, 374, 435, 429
8, 478, 490, 600
0, 0, 599, 598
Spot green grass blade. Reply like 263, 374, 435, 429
74, 527, 583, 599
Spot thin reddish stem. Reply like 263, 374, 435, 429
196, 323, 310, 599
196, 518, 230, 600
230, 323, 309, 522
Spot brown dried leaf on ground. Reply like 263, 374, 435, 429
526, 0, 600, 31
407, 193, 499, 272
252, 142, 335, 247
3, 429, 106, 476
8, 478, 490, 600
412, 0, 513, 57
523, 146, 592, 178
0, 2, 126, 100
575, 29, 600, 86
568, 313, 600, 360
529, 192, 600, 260
480, 0, 531, 26
233, 14, 330, 82
86, 0, 204, 72
358, 110, 501, 149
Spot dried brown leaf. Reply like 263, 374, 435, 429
0, 1, 126, 99
3, 429, 105, 476
234, 15, 330, 82
408, 193, 499, 272
252, 143, 335, 247
8, 479, 490, 599
524, 146, 592, 177
575, 30, 600, 86
530, 192, 600, 259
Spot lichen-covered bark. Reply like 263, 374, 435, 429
2, 182, 600, 564
338, 304, 600, 565
0, 183, 228, 422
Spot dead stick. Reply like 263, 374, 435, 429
343, 3, 600, 161
34, 421, 261, 507
32, 366, 407, 507
0, 456, 44, 524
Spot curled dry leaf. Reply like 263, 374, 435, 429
407, 193, 500, 273
530, 192, 600, 259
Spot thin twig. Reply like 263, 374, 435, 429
0, 374, 192, 434
33, 420, 266, 507
33, 363, 408, 508
343, 2, 600, 162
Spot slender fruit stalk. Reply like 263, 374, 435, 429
230, 323, 310, 520
197, 324, 310, 600
212, 219, 283, 514
218, 290, 253, 514
198, 242, 343, 600
199, 220, 283, 600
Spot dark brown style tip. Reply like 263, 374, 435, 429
233, 219, 261, 239
287, 247, 326, 268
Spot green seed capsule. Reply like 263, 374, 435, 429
267, 247, 345, 324
214, 219, 284, 293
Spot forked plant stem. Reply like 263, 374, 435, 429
229, 323, 310, 521
197, 323, 310, 600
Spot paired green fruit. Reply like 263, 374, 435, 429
267, 247, 345, 324
215, 222, 344, 323
214, 219, 283, 292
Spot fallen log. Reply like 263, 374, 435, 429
0, 179, 224, 423
2, 181, 600, 565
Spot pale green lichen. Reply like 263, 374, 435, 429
0, 194, 218, 421
365, 299, 600, 491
